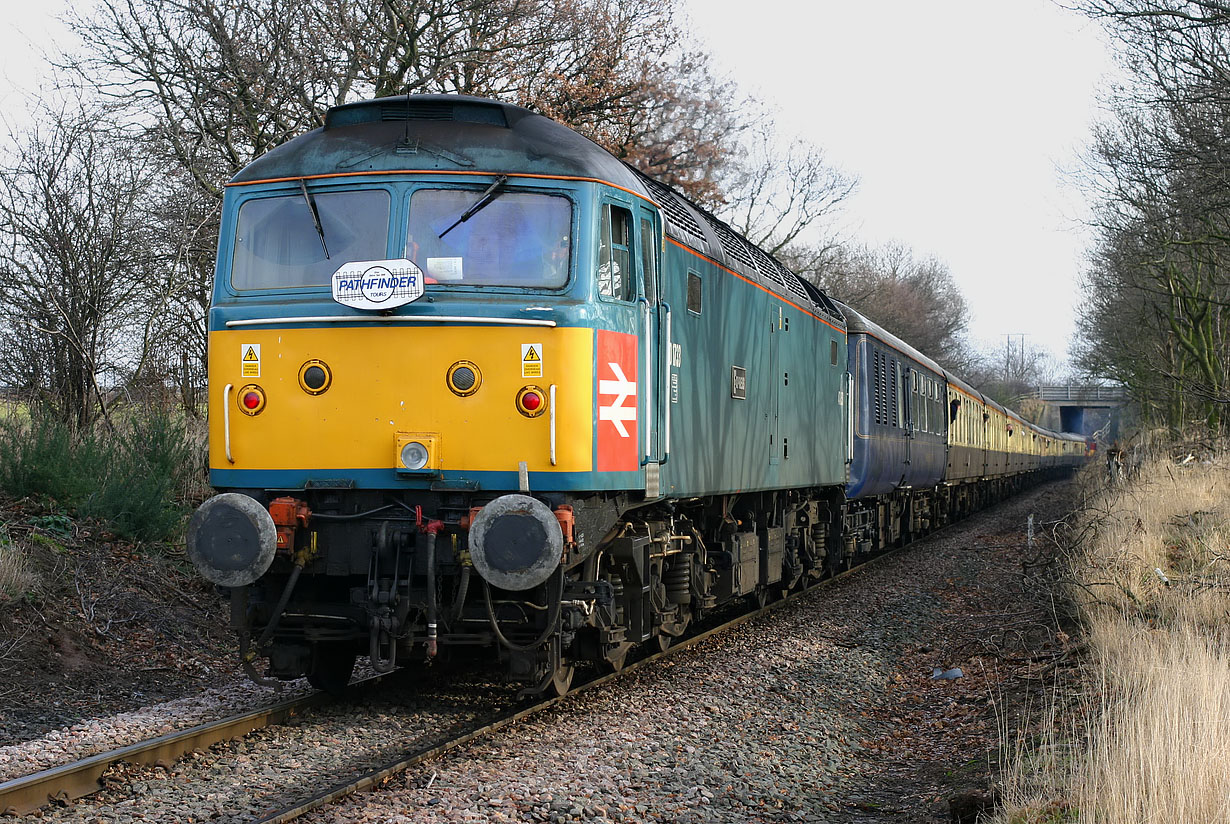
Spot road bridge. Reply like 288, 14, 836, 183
1023, 385, 1126, 436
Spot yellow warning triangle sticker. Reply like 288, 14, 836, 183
523, 346, 540, 362
243, 346, 259, 362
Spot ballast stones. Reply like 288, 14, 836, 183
468, 494, 563, 591
187, 493, 278, 587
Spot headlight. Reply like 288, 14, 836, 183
400, 440, 429, 470
446, 360, 481, 396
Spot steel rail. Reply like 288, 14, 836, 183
0, 674, 386, 817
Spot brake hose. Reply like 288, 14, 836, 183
482, 566, 565, 652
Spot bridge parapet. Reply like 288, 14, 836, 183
1027, 385, 1127, 405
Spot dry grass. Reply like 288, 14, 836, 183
995, 448, 1230, 824
0, 525, 34, 602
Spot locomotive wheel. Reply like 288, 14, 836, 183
306, 644, 357, 695
655, 632, 672, 653
550, 663, 575, 696
601, 641, 632, 673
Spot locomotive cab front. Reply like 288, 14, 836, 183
190, 96, 672, 693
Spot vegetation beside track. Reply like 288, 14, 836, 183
0, 403, 206, 545
995, 438, 1230, 823
0, 403, 235, 745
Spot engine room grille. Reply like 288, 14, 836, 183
640, 176, 709, 251
874, 350, 886, 425
327, 100, 509, 128
701, 215, 756, 273
628, 165, 843, 328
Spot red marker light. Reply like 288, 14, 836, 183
515, 385, 547, 418
236, 384, 266, 415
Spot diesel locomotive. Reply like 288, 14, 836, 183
187, 94, 1086, 695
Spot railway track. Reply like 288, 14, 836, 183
0, 675, 395, 817
0, 539, 900, 822
251, 583, 829, 824
2, 483, 1030, 824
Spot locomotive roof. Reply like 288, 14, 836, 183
232, 95, 645, 190
231, 94, 843, 327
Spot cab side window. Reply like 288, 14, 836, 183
599, 204, 634, 301
640, 216, 658, 300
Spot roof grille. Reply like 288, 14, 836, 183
705, 216, 757, 273
327, 100, 508, 129
627, 164, 842, 325
640, 177, 709, 250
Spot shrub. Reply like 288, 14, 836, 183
81, 406, 193, 542
0, 413, 104, 502
0, 525, 35, 603
0, 404, 194, 543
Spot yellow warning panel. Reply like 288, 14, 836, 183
521, 343, 542, 378
241, 344, 261, 378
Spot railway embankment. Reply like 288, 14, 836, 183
995, 444, 1230, 823
287, 481, 1077, 824
239, 480, 1068, 824
0, 492, 241, 748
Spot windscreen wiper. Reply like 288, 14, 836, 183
438, 175, 508, 239
299, 178, 330, 259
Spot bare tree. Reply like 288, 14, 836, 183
719, 116, 857, 257
801, 242, 974, 371
1066, 0, 1230, 430
0, 107, 159, 430
64, 0, 740, 200
56, 0, 855, 409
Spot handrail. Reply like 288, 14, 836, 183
223, 383, 235, 463
549, 384, 557, 467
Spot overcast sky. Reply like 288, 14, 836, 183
682, 0, 1118, 372
2, 1, 1115, 374
0, 3, 66, 120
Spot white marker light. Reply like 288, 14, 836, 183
400, 441, 430, 470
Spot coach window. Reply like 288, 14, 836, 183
924, 381, 934, 432
893, 362, 903, 429
910, 372, 920, 431
599, 204, 634, 301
